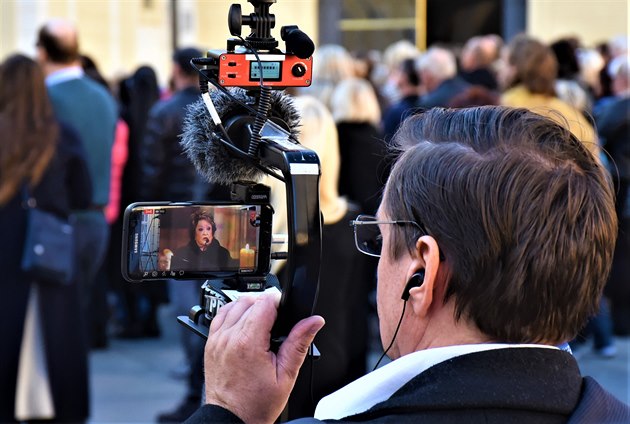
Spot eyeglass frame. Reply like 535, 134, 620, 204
349, 214, 428, 258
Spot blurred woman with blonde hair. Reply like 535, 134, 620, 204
298, 44, 356, 109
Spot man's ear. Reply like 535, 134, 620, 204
406, 235, 441, 318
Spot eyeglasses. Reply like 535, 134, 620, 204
349, 214, 426, 257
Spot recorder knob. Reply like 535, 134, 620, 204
291, 63, 307, 78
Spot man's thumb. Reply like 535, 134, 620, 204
277, 316, 325, 382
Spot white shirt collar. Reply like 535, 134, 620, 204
45, 66, 84, 87
314, 343, 558, 420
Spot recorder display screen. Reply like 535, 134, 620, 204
125, 204, 271, 280
250, 61, 282, 81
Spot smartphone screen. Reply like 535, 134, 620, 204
122, 203, 272, 281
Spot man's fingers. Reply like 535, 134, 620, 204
211, 295, 257, 334
276, 315, 325, 383
237, 295, 279, 346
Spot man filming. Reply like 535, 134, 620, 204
186, 106, 630, 423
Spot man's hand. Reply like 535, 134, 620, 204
204, 294, 325, 424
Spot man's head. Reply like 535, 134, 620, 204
416, 47, 457, 93
171, 47, 202, 91
460, 36, 497, 72
378, 106, 616, 355
36, 19, 80, 67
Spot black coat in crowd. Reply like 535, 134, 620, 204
0, 123, 92, 422
337, 122, 389, 215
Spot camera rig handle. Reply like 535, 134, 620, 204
257, 122, 321, 340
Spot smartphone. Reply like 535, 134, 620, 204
122, 202, 272, 282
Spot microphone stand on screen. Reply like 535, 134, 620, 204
176, 0, 321, 349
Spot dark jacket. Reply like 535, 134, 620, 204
418, 76, 471, 109
185, 348, 630, 424
381, 95, 421, 142
0, 123, 92, 422
140, 86, 202, 201
171, 238, 234, 272
336, 122, 389, 215
596, 96, 630, 181
459, 68, 498, 91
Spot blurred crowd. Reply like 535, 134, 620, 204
0, 16, 628, 423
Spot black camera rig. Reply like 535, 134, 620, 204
178, 0, 321, 344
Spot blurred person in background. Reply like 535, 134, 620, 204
577, 47, 606, 101
298, 44, 356, 110
500, 35, 599, 159
140, 46, 215, 423
381, 58, 422, 143
416, 46, 471, 109
595, 56, 630, 336
594, 35, 629, 114
36, 19, 118, 350
112, 65, 163, 340
0, 54, 92, 423
330, 77, 389, 215
458, 35, 500, 91
80, 53, 130, 349
267, 96, 374, 419
550, 38, 593, 115
377, 40, 419, 111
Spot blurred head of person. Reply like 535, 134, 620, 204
36, 19, 80, 71
550, 38, 581, 80
389, 57, 421, 98
383, 40, 419, 74
299, 44, 356, 109
329, 77, 382, 127
0, 54, 58, 205
380, 40, 420, 103
577, 48, 605, 97
460, 36, 497, 72
383, 106, 616, 352
611, 56, 630, 96
172, 47, 202, 91
416, 47, 458, 93
504, 35, 558, 96
312, 44, 356, 84
120, 65, 160, 106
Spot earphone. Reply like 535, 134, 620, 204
401, 270, 425, 301
374, 269, 427, 371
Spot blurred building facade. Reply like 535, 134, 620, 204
0, 0, 627, 85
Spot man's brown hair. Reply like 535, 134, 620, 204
385, 106, 616, 344
37, 21, 80, 64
